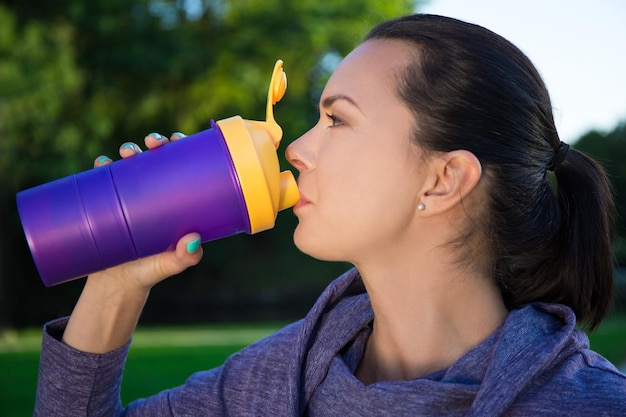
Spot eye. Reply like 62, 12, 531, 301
325, 112, 343, 127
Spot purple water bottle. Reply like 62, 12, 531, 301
16, 60, 299, 287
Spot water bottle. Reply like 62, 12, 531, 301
16, 60, 299, 287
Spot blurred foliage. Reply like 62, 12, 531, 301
0, 0, 416, 188
0, 0, 418, 327
1, 0, 624, 328
0, 4, 83, 183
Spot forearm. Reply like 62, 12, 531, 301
63, 272, 150, 354
61, 231, 202, 353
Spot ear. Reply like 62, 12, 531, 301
419, 150, 482, 215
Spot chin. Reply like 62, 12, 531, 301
293, 227, 349, 262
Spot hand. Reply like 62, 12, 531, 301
90, 132, 203, 291
63, 132, 203, 353
94, 131, 186, 166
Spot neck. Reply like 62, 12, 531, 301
354, 253, 508, 385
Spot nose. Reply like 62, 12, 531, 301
286, 128, 315, 172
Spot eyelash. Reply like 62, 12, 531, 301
325, 112, 343, 127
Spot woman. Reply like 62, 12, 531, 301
35, 14, 625, 416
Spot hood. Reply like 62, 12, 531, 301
289, 268, 600, 416
466, 302, 588, 416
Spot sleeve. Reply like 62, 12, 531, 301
33, 317, 304, 416
34, 317, 130, 416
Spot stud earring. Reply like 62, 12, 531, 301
417, 203, 425, 211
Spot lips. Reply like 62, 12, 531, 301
293, 192, 311, 211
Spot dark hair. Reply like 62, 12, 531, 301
366, 14, 615, 329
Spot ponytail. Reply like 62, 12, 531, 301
550, 150, 615, 329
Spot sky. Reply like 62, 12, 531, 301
419, 0, 626, 143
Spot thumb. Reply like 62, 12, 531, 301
152, 233, 204, 281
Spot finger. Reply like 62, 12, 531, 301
94, 155, 112, 168
153, 233, 203, 280
144, 132, 169, 150
170, 132, 187, 142
119, 142, 142, 159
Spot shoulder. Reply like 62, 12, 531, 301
513, 349, 626, 415
166, 320, 306, 414
554, 348, 626, 395
224, 320, 304, 369
498, 304, 626, 415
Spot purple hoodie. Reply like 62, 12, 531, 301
34, 268, 626, 416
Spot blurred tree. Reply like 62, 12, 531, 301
0, 0, 419, 327
0, 4, 82, 185
0, 4, 86, 327
574, 122, 626, 266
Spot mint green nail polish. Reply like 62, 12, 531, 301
122, 143, 136, 150
149, 132, 164, 141
173, 132, 187, 138
186, 238, 201, 253
97, 156, 111, 164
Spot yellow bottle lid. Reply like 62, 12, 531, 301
217, 60, 300, 233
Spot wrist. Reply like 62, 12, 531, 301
62, 274, 151, 354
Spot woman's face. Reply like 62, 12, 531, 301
286, 39, 428, 264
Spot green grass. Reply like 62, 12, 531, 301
0, 349, 41, 417
1, 317, 625, 417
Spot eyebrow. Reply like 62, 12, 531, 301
319, 94, 362, 113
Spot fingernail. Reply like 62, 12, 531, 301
186, 238, 201, 253
97, 156, 111, 164
149, 132, 165, 141
121, 143, 139, 151
173, 132, 187, 138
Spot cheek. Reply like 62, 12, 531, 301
316, 159, 367, 220
291, 167, 363, 261
317, 145, 412, 223
291, 142, 421, 261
